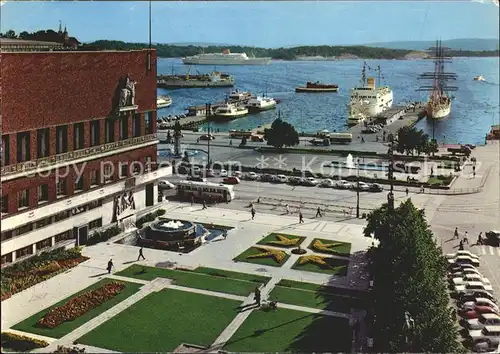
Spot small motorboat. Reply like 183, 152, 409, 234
157, 95, 172, 108
296, 81, 339, 92
473, 76, 485, 82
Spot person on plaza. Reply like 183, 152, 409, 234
229, 139, 233, 146
191, 195, 194, 206
251, 207, 256, 220
459, 240, 464, 250
477, 232, 483, 245
107, 259, 114, 274
299, 211, 304, 224
454, 227, 459, 240
285, 204, 290, 214
316, 207, 322, 218
463, 231, 469, 244
405, 188, 409, 197
137, 247, 145, 261
202, 199, 207, 209
254, 287, 261, 307
222, 230, 228, 240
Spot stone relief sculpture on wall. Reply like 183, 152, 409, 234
118, 75, 137, 108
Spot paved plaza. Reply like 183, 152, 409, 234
1, 141, 498, 353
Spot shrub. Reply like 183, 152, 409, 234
1, 332, 49, 351
38, 281, 125, 328
136, 209, 166, 229
52, 345, 85, 353
87, 225, 121, 246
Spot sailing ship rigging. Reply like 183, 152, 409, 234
417, 40, 458, 120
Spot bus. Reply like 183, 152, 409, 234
176, 180, 235, 203
329, 133, 352, 144
229, 130, 252, 138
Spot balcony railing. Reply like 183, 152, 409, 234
1, 134, 157, 177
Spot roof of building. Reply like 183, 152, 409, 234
0, 38, 63, 46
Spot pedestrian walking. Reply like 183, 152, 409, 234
405, 188, 409, 197
254, 287, 261, 307
477, 232, 483, 245
202, 200, 207, 209
137, 247, 146, 261
454, 227, 459, 240
315, 207, 322, 218
299, 211, 304, 224
107, 259, 114, 274
463, 231, 469, 244
191, 195, 194, 206
222, 230, 228, 239
459, 240, 464, 250
229, 139, 233, 146
251, 208, 256, 220
285, 204, 289, 214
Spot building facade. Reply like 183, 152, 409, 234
1, 49, 170, 266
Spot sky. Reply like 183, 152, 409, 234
1, 1, 499, 47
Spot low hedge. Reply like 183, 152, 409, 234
86, 225, 121, 246
1, 332, 49, 351
52, 346, 85, 353
136, 209, 166, 229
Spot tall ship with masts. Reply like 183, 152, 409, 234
347, 62, 393, 125
417, 40, 458, 120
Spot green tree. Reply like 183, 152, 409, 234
264, 117, 299, 150
5, 30, 17, 38
364, 200, 463, 353
396, 126, 432, 156
424, 139, 439, 157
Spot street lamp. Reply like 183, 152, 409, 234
387, 142, 395, 210
356, 157, 360, 218
205, 103, 212, 166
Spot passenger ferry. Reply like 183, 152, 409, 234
296, 82, 339, 93
212, 103, 249, 120
348, 62, 393, 126
246, 96, 277, 112
182, 49, 271, 66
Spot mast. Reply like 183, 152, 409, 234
377, 65, 381, 87
417, 39, 458, 99
361, 62, 367, 86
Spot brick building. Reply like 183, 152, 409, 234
1, 49, 171, 266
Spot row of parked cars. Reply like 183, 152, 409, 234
243, 172, 384, 192
446, 250, 499, 352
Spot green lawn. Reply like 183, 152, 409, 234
116, 265, 267, 295
308, 238, 352, 256
257, 233, 306, 248
192, 267, 270, 284
291, 257, 349, 275
12, 279, 142, 339
277, 279, 370, 300
223, 308, 352, 352
233, 247, 290, 267
78, 289, 239, 352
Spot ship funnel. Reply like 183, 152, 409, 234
367, 77, 375, 89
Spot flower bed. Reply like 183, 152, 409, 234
1, 332, 49, 352
257, 233, 305, 248
308, 238, 351, 256
1, 247, 89, 301
38, 281, 125, 328
52, 346, 86, 353
234, 246, 290, 267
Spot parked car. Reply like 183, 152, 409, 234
455, 282, 494, 295
352, 181, 370, 191
485, 230, 500, 247
245, 172, 258, 180
219, 169, 228, 177
472, 337, 500, 353
448, 255, 481, 267
288, 177, 302, 185
319, 179, 335, 188
459, 292, 498, 305
158, 180, 176, 190
232, 171, 242, 178
461, 306, 500, 320
335, 180, 353, 189
303, 177, 319, 186
199, 134, 215, 140
368, 183, 383, 192
206, 169, 216, 177
462, 299, 500, 312
446, 250, 480, 260
276, 175, 288, 183
450, 267, 482, 278
452, 274, 491, 286
187, 176, 206, 182
467, 314, 500, 331
467, 326, 500, 346
260, 174, 275, 182
251, 134, 265, 142
223, 177, 240, 185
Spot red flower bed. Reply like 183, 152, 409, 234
56, 257, 90, 269
38, 281, 125, 328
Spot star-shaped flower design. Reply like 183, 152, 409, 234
247, 246, 287, 264
255, 155, 270, 169
312, 240, 345, 253
297, 255, 330, 266
267, 234, 301, 247
273, 155, 287, 169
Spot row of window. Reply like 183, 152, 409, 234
1, 157, 152, 215
1, 217, 103, 266
1, 200, 102, 241
1, 112, 153, 165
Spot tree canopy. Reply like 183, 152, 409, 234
395, 126, 439, 156
364, 199, 463, 353
264, 117, 300, 149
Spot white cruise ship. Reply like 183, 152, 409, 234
182, 49, 271, 66
348, 62, 393, 125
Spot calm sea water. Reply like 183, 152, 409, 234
157, 57, 499, 145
